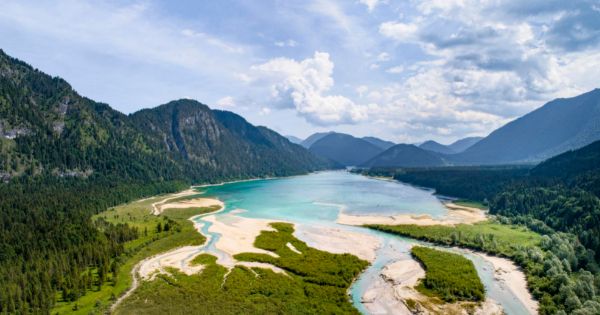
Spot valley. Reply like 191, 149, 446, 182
51, 171, 542, 315
1, 9, 600, 314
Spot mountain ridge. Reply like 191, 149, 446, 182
308, 132, 383, 166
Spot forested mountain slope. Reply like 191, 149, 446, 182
0, 49, 331, 313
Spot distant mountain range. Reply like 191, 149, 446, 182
366, 90, 600, 168
362, 144, 446, 168
0, 49, 333, 183
419, 140, 456, 154
419, 137, 483, 155
308, 133, 383, 166
362, 136, 396, 150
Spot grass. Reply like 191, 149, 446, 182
453, 199, 488, 210
51, 194, 220, 315
411, 246, 484, 302
114, 223, 369, 315
367, 221, 541, 257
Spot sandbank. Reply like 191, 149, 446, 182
337, 202, 487, 226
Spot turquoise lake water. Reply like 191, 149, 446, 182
193, 171, 532, 315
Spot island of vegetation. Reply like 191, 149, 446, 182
410, 246, 485, 303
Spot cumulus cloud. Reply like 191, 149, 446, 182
250, 52, 369, 126
379, 21, 419, 42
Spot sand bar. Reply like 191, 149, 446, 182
337, 202, 487, 226
294, 225, 381, 262
474, 252, 538, 314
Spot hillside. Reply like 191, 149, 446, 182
362, 144, 446, 168
454, 89, 600, 164
362, 136, 395, 150
309, 132, 383, 166
419, 140, 456, 154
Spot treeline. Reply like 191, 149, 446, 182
0, 175, 187, 314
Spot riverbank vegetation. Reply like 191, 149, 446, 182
115, 223, 369, 314
411, 246, 484, 302
50, 193, 219, 315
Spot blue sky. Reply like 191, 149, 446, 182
1, 0, 599, 143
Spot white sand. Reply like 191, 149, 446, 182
150, 189, 197, 215
203, 211, 279, 266
294, 225, 381, 262
286, 242, 302, 254
362, 259, 424, 315
474, 253, 538, 314
138, 246, 206, 280
337, 202, 487, 226
151, 189, 224, 216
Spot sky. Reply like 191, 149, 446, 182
1, 0, 600, 144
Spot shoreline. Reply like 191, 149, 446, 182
337, 201, 487, 226
471, 251, 538, 314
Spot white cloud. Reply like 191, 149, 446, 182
251, 52, 369, 126
379, 21, 419, 42
359, 0, 385, 12
356, 85, 369, 97
376, 52, 390, 61
386, 66, 404, 74
259, 107, 272, 115
274, 39, 298, 47
215, 96, 236, 108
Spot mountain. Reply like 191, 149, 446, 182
362, 144, 447, 168
300, 132, 333, 148
454, 89, 600, 164
419, 140, 456, 154
0, 49, 330, 182
286, 135, 303, 144
448, 137, 483, 153
362, 136, 396, 150
131, 100, 331, 179
309, 133, 383, 166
